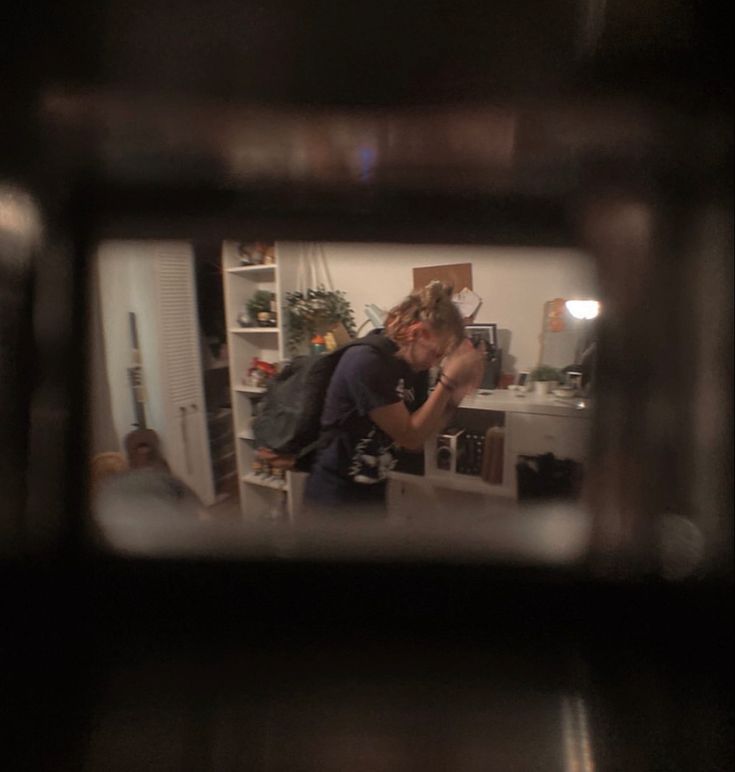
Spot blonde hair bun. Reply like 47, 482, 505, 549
384, 280, 464, 347
421, 280, 454, 305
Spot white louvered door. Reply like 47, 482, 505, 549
154, 244, 216, 506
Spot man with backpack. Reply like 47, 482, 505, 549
277, 281, 484, 517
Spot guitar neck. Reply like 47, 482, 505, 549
133, 396, 147, 430
128, 312, 147, 429
128, 366, 147, 429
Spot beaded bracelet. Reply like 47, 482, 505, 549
438, 368, 458, 387
438, 373, 457, 392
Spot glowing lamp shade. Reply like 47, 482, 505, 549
565, 300, 600, 320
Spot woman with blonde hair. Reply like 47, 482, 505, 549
304, 281, 484, 515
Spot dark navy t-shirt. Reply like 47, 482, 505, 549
305, 339, 428, 509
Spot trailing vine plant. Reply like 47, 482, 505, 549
284, 286, 357, 353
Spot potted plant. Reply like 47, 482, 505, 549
243, 290, 275, 327
285, 286, 357, 353
530, 365, 562, 395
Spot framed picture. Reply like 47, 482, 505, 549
465, 323, 498, 351
465, 324, 499, 390
515, 370, 529, 388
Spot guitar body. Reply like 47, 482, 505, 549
123, 312, 169, 471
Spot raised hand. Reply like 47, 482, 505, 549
442, 339, 485, 403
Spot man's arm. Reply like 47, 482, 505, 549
397, 401, 457, 452
369, 379, 455, 450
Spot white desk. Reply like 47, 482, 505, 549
459, 390, 591, 417
388, 391, 592, 514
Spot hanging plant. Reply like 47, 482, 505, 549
285, 285, 357, 353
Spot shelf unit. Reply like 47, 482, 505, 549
226, 265, 279, 276
388, 399, 591, 523
207, 404, 236, 499
422, 409, 514, 497
222, 241, 307, 521
242, 473, 288, 491
234, 385, 266, 395
229, 327, 282, 334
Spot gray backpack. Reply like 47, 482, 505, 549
252, 333, 397, 471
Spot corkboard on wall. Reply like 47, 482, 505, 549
413, 263, 472, 294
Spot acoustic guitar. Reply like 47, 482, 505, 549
123, 312, 169, 471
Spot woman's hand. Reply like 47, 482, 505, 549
450, 360, 484, 404
442, 339, 485, 394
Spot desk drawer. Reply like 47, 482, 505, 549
508, 413, 590, 461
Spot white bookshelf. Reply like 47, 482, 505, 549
234, 385, 266, 395
222, 241, 307, 522
241, 473, 288, 491
228, 327, 282, 334
226, 265, 278, 276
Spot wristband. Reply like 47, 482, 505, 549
437, 368, 458, 386
438, 374, 456, 393
441, 373, 459, 388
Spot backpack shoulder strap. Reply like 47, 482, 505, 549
339, 331, 398, 359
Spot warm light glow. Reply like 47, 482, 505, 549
0, 186, 41, 241
565, 300, 600, 320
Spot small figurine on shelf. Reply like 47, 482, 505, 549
238, 241, 274, 266
246, 370, 264, 389
237, 242, 257, 265
245, 357, 277, 389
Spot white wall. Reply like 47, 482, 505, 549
96, 242, 167, 449
314, 243, 598, 372
89, 260, 120, 454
